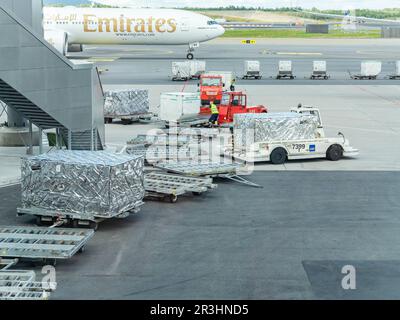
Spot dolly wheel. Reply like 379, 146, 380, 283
187, 53, 194, 60
270, 147, 287, 164
169, 194, 178, 203
35, 216, 44, 226
89, 221, 99, 231
326, 144, 343, 161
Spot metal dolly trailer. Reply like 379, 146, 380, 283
242, 72, 262, 80
144, 172, 217, 203
128, 134, 199, 147
310, 72, 329, 80
165, 127, 223, 139
350, 74, 378, 80
164, 116, 211, 129
155, 161, 262, 188
387, 75, 400, 80
17, 202, 144, 231
125, 145, 202, 165
276, 72, 295, 80
0, 226, 94, 266
104, 112, 153, 125
0, 269, 56, 300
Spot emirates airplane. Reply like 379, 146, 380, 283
43, 6, 225, 59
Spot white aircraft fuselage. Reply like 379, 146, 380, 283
43, 7, 225, 49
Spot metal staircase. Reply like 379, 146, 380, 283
0, 0, 105, 151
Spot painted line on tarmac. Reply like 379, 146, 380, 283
276, 52, 323, 56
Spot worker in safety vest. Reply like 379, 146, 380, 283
230, 78, 236, 92
209, 101, 219, 126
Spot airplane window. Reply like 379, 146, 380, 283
207, 20, 218, 25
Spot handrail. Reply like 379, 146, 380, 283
0, 5, 92, 71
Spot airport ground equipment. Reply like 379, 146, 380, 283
388, 61, 400, 79
227, 106, 359, 164
206, 71, 234, 92
17, 151, 145, 230
126, 144, 203, 164
242, 61, 262, 80
128, 133, 200, 147
350, 61, 382, 80
155, 161, 261, 188
144, 172, 217, 203
276, 61, 295, 80
310, 61, 329, 80
159, 92, 201, 124
218, 92, 268, 125
199, 74, 224, 107
104, 89, 151, 124
172, 61, 206, 81
0, 269, 56, 300
0, 226, 94, 265
165, 127, 222, 139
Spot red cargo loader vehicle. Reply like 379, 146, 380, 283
199, 74, 223, 114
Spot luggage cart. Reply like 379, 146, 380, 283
0, 226, 94, 266
144, 172, 217, 203
155, 161, 262, 188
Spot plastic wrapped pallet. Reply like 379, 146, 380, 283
104, 89, 149, 117
233, 113, 319, 148
20, 151, 145, 219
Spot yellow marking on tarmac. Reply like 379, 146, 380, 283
87, 57, 119, 62
241, 40, 257, 44
276, 52, 323, 56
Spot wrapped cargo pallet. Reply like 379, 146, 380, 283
104, 89, 149, 117
233, 113, 320, 149
20, 151, 145, 219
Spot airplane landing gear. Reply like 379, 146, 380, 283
187, 42, 199, 60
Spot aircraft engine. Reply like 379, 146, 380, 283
44, 30, 68, 56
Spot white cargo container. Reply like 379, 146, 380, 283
190, 60, 206, 79
159, 92, 200, 122
171, 61, 206, 81
207, 71, 234, 90
277, 61, 294, 79
311, 61, 329, 79
243, 61, 261, 79
360, 61, 382, 77
172, 62, 191, 81
279, 61, 292, 72
313, 61, 327, 72
396, 61, 400, 76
